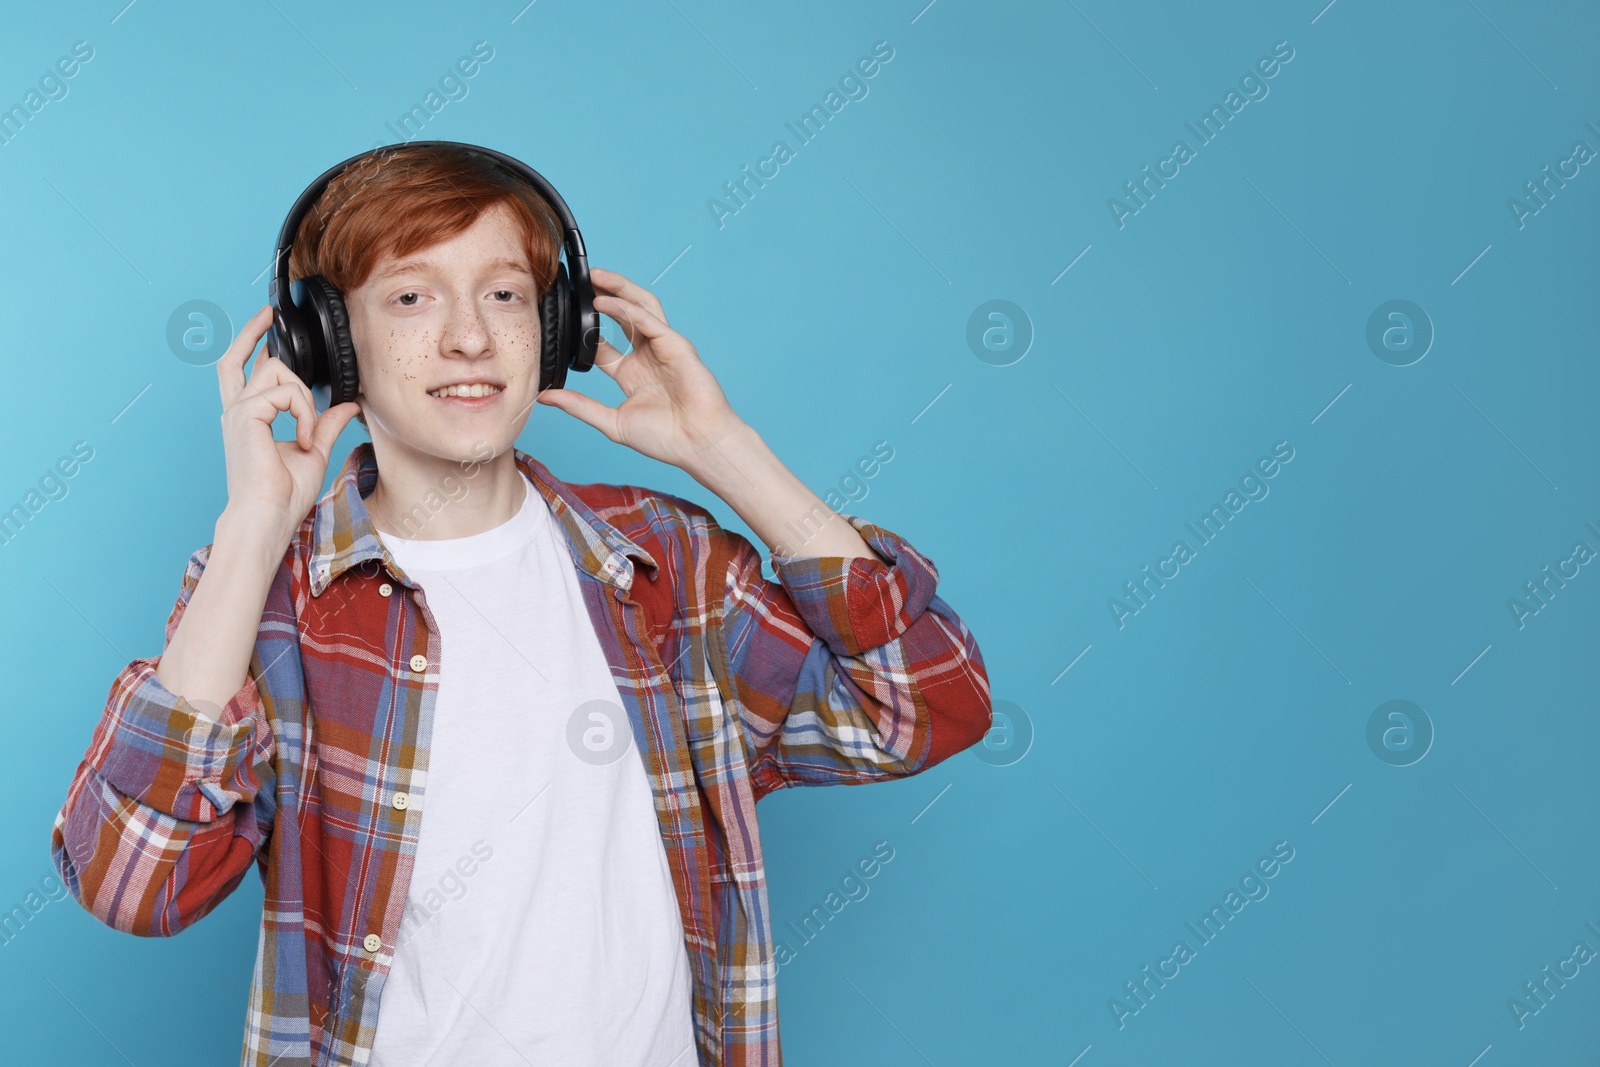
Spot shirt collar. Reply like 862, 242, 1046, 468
307, 442, 658, 596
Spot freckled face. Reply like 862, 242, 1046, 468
344, 201, 543, 465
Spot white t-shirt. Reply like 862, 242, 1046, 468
367, 472, 697, 1067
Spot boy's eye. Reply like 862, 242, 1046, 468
397, 292, 420, 307
492, 290, 517, 302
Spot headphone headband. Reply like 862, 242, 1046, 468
269, 141, 588, 305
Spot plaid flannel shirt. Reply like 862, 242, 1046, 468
50, 441, 992, 1067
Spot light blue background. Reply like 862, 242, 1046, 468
3, 1, 1598, 1064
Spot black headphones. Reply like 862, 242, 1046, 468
266, 140, 599, 407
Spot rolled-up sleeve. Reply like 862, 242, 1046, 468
93, 660, 270, 823
711, 511, 992, 798
50, 544, 276, 936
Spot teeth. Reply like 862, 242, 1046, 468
429, 383, 503, 398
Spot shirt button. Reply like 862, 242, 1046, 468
391, 791, 410, 810
379, 583, 393, 597
409, 654, 428, 672
363, 933, 382, 954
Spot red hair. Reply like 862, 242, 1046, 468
286, 143, 564, 299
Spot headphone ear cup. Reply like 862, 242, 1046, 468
540, 263, 572, 392
270, 290, 317, 386
301, 276, 360, 407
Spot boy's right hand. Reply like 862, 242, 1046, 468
216, 305, 361, 551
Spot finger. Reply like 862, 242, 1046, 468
535, 387, 618, 440
217, 305, 276, 409
591, 337, 629, 379
308, 402, 362, 459
284, 380, 317, 447
594, 293, 670, 344
591, 268, 667, 325
231, 382, 316, 447
245, 350, 307, 393
243, 357, 317, 434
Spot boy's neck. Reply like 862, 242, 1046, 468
363, 441, 527, 542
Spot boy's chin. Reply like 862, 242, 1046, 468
379, 426, 506, 469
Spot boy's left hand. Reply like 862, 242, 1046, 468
535, 266, 746, 472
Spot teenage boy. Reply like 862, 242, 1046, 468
50, 143, 992, 1067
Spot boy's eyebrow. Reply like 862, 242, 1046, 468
371, 255, 534, 282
